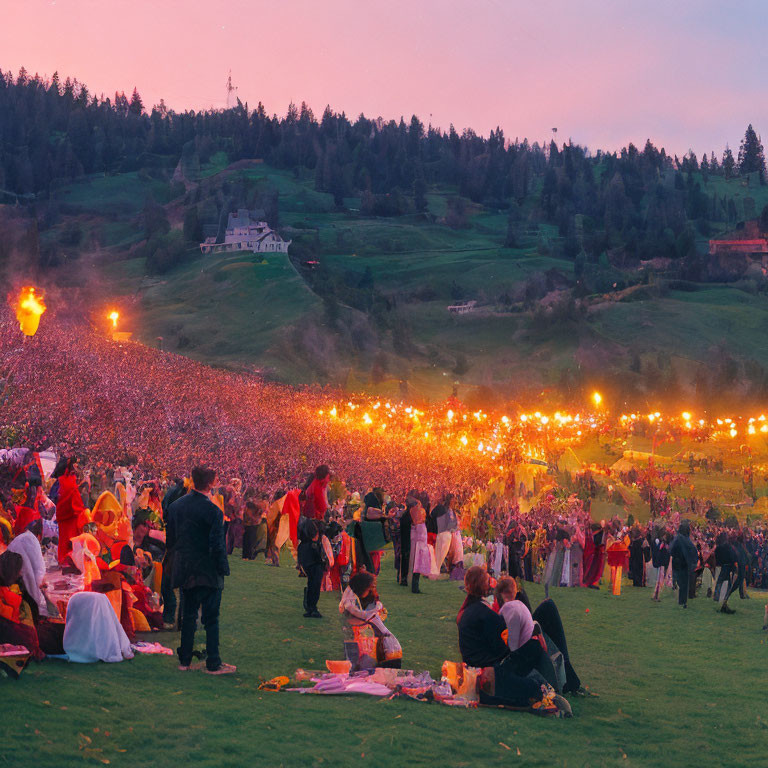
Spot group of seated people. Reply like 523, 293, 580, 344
456, 565, 588, 715
0, 455, 174, 667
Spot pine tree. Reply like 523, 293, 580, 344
129, 87, 144, 116
722, 146, 735, 179
738, 124, 766, 183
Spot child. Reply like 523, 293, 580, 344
339, 571, 401, 670
297, 518, 325, 618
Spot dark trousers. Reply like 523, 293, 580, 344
532, 598, 580, 692
674, 568, 689, 606
484, 655, 549, 708
161, 560, 177, 624
304, 563, 323, 613
179, 586, 222, 670
400, 548, 410, 585
725, 571, 744, 602
242, 526, 261, 560
714, 565, 732, 601
411, 572, 420, 593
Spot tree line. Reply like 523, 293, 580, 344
1, 66, 766, 271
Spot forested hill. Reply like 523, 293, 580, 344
3, 67, 768, 406
3, 66, 766, 253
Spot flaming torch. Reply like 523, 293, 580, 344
14, 286, 46, 336
108, 311, 119, 331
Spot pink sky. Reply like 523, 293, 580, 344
2, 0, 767, 156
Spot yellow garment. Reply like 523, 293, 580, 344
130, 608, 151, 632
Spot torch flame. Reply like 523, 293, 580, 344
108, 310, 119, 330
14, 286, 46, 336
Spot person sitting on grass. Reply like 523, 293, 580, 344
339, 571, 401, 671
457, 566, 568, 715
494, 576, 586, 696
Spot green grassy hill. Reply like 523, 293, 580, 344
27, 158, 768, 402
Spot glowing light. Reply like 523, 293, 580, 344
460, 435, 468, 446
682, 412, 691, 421
730, 428, 738, 438
501, 416, 509, 425
330, 407, 337, 418
13, 286, 46, 336
748, 424, 756, 435
592, 392, 602, 407
362, 413, 372, 425
108, 310, 119, 330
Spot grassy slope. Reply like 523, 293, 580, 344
48, 162, 768, 397
3, 556, 766, 768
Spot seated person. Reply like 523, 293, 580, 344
132, 515, 166, 563
0, 550, 64, 660
7, 519, 48, 617
457, 566, 564, 714
495, 576, 584, 695
339, 571, 401, 670
62, 591, 133, 663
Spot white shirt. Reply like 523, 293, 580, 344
499, 599, 534, 651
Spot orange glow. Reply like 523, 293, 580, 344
108, 310, 120, 330
13, 286, 47, 336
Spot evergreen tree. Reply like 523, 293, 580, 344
413, 173, 428, 213
129, 87, 144, 116
722, 146, 735, 179
738, 124, 766, 183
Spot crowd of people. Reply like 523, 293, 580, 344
2, 309, 768, 710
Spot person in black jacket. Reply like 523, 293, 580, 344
669, 520, 698, 608
298, 517, 325, 618
167, 465, 235, 674
456, 566, 555, 711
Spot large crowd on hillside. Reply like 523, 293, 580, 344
2, 309, 767, 713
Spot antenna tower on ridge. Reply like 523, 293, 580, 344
226, 70, 238, 109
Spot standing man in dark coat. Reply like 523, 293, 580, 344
670, 520, 698, 609
167, 466, 236, 674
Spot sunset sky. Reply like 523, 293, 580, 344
2, 0, 767, 156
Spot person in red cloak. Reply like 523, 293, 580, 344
53, 457, 87, 565
302, 465, 330, 521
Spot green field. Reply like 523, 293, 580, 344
4, 555, 766, 768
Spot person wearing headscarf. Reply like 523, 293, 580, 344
7, 520, 48, 617
456, 566, 560, 713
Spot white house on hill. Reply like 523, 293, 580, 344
200, 209, 291, 255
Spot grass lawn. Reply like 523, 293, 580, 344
3, 555, 766, 768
